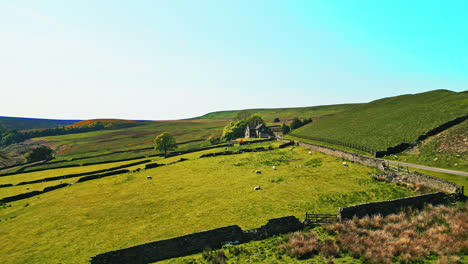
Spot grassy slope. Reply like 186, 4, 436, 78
2, 120, 228, 173
391, 120, 468, 172
291, 90, 468, 151
195, 104, 359, 122
0, 116, 79, 131
0, 145, 414, 264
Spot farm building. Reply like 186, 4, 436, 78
245, 123, 275, 138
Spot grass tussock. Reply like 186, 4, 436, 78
280, 231, 340, 260
279, 203, 467, 263
327, 203, 468, 263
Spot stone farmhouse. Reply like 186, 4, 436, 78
245, 123, 275, 138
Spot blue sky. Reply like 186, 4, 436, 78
1, 0, 467, 120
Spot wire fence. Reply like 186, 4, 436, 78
288, 133, 377, 156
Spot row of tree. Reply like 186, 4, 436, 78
281, 117, 313, 135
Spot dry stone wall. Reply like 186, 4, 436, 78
90, 216, 304, 264
338, 192, 449, 219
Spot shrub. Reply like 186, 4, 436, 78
202, 249, 227, 264
24, 146, 54, 162
208, 135, 222, 145
273, 117, 280, 122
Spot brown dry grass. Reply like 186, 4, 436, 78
282, 203, 467, 263
330, 203, 468, 263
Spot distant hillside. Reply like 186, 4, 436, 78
195, 104, 360, 122
0, 116, 79, 131
67, 119, 139, 129
290, 90, 468, 151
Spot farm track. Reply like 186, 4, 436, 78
385, 160, 468, 177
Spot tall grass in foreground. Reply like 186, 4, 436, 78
282, 203, 468, 264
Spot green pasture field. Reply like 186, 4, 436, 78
390, 120, 468, 172
0, 142, 282, 202
292, 90, 468, 151
284, 135, 371, 156
0, 144, 414, 264
0, 158, 153, 186
196, 104, 359, 122
33, 120, 227, 160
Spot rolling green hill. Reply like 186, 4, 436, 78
195, 104, 360, 122
0, 116, 79, 131
290, 90, 468, 151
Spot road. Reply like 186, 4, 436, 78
385, 160, 468, 177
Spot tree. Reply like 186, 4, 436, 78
290, 117, 303, 130
208, 134, 222, 145
154, 132, 177, 157
221, 120, 247, 141
273, 117, 280, 122
246, 114, 265, 127
281, 123, 290, 135
24, 146, 53, 162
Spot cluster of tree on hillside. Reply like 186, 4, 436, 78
281, 117, 313, 135
0, 121, 137, 148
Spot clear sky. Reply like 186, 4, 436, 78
1, 0, 467, 120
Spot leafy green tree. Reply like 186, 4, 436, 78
24, 146, 54, 162
246, 114, 265, 127
221, 120, 247, 141
281, 123, 290, 135
154, 132, 177, 157
302, 118, 313, 125
273, 117, 280, 122
290, 117, 303, 130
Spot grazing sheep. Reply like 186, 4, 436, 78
254, 186, 261, 190
308, 151, 312, 155
225, 148, 228, 151
289, 148, 293, 151
343, 162, 348, 167
272, 166, 276, 170
147, 176, 152, 180
60, 180, 62, 183
263, 166, 265, 168
255, 170, 262, 174
26, 187, 29, 190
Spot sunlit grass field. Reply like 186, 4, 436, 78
0, 145, 414, 264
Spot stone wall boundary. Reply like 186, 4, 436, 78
90, 216, 304, 264
338, 192, 449, 220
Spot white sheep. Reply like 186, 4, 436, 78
26, 187, 29, 190
255, 170, 262, 174
308, 151, 312, 155
289, 148, 293, 151
343, 162, 348, 167
147, 176, 152, 180
254, 186, 261, 190
272, 166, 276, 170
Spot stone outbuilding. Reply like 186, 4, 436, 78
245, 124, 274, 138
